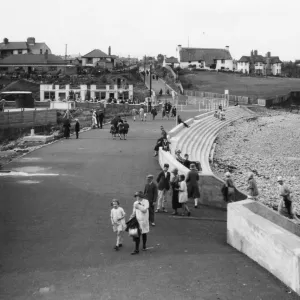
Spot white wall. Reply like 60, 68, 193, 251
272, 63, 281, 75
216, 59, 233, 70
237, 62, 250, 73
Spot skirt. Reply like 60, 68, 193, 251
112, 219, 126, 232
187, 184, 200, 199
179, 192, 188, 203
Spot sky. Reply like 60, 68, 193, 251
2, 0, 300, 61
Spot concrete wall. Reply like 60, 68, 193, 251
227, 200, 300, 295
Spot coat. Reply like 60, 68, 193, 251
144, 181, 158, 204
131, 199, 149, 234
186, 169, 200, 198
156, 171, 170, 191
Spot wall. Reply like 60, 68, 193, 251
272, 63, 281, 75
0, 109, 57, 129
237, 62, 250, 73
216, 59, 233, 71
227, 200, 300, 295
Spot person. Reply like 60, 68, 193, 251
144, 174, 158, 226
162, 107, 166, 119
98, 109, 104, 129
139, 107, 145, 121
222, 172, 235, 202
63, 119, 71, 139
170, 168, 181, 215
110, 199, 126, 251
153, 132, 167, 157
0, 99, 5, 112
144, 111, 147, 122
161, 136, 170, 152
247, 172, 259, 200
91, 110, 97, 128
278, 195, 300, 222
177, 115, 190, 128
130, 191, 150, 255
277, 176, 293, 217
186, 163, 200, 208
110, 124, 117, 139
183, 154, 191, 169
123, 120, 129, 140
75, 119, 80, 139
178, 174, 190, 216
132, 108, 137, 121
159, 89, 163, 96
220, 110, 225, 120
171, 107, 177, 118
156, 163, 170, 213
151, 107, 157, 120
118, 120, 125, 140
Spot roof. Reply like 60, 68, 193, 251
28, 42, 49, 51
0, 54, 67, 65
0, 42, 28, 50
238, 55, 282, 64
165, 56, 179, 64
179, 48, 232, 65
82, 49, 109, 58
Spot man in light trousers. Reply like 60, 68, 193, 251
155, 163, 171, 213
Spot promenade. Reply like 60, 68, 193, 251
0, 115, 298, 299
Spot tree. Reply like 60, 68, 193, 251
157, 54, 164, 65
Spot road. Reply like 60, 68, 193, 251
0, 114, 298, 300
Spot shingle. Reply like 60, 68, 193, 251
82, 49, 108, 58
0, 42, 28, 50
0, 54, 66, 65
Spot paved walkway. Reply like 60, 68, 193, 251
144, 73, 170, 95
0, 115, 298, 299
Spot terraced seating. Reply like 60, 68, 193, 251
171, 107, 253, 174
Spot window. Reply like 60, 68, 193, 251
221, 59, 225, 64
18, 50, 22, 54
40, 49, 43, 54
44, 91, 55, 100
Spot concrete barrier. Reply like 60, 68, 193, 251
168, 118, 194, 138
50, 101, 75, 110
227, 200, 300, 295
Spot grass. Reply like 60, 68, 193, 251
179, 71, 300, 99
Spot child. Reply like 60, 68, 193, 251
123, 120, 129, 140
118, 121, 125, 140
110, 125, 117, 139
110, 199, 126, 251
144, 112, 147, 122
178, 174, 190, 216
75, 119, 80, 139
132, 108, 137, 121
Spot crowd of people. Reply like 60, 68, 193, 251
214, 104, 226, 120
110, 115, 130, 140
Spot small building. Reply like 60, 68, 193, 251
237, 50, 282, 75
40, 84, 133, 102
163, 56, 179, 68
82, 47, 116, 69
176, 45, 233, 70
0, 37, 51, 58
0, 52, 68, 74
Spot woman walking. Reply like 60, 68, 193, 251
224, 172, 236, 202
247, 172, 259, 200
170, 168, 182, 215
130, 191, 150, 255
178, 174, 190, 216
63, 119, 71, 139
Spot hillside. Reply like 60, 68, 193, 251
179, 71, 300, 99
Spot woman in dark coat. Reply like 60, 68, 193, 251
171, 168, 181, 215
186, 164, 201, 208
63, 119, 71, 139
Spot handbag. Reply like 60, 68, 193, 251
128, 227, 139, 237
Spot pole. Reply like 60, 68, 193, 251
149, 64, 152, 98
144, 55, 146, 83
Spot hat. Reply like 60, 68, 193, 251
147, 174, 154, 179
171, 168, 178, 173
134, 191, 144, 198
277, 176, 283, 182
225, 172, 231, 177
190, 163, 196, 169
163, 163, 169, 168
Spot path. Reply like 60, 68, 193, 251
144, 73, 170, 95
0, 114, 298, 299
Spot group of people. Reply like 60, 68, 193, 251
62, 118, 81, 139
214, 104, 226, 120
110, 161, 201, 255
153, 126, 170, 157
91, 109, 105, 129
110, 115, 130, 140
175, 150, 201, 171
221, 172, 299, 223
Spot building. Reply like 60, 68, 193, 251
40, 83, 133, 101
237, 50, 282, 75
81, 47, 116, 69
0, 37, 51, 59
163, 56, 179, 68
0, 52, 68, 74
176, 45, 233, 70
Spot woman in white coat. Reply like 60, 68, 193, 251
130, 191, 149, 255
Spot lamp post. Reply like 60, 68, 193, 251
149, 64, 152, 113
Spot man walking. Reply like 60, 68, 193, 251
156, 163, 170, 213
186, 163, 201, 208
97, 109, 104, 129
144, 175, 158, 226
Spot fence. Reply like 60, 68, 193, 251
0, 109, 57, 128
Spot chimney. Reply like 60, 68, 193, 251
3, 38, 8, 44
225, 46, 229, 51
44, 49, 48, 60
27, 37, 35, 45
177, 45, 182, 51
108, 46, 111, 56
251, 50, 253, 57
254, 50, 258, 56
267, 51, 271, 58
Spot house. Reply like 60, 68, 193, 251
237, 50, 282, 75
0, 52, 68, 74
176, 45, 233, 70
0, 37, 51, 59
82, 46, 116, 69
163, 56, 179, 68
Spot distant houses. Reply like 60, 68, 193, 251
81, 47, 116, 70
163, 56, 179, 68
237, 50, 282, 75
0, 37, 51, 59
176, 45, 233, 71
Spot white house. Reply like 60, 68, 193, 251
176, 45, 233, 70
82, 47, 116, 70
237, 50, 282, 75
